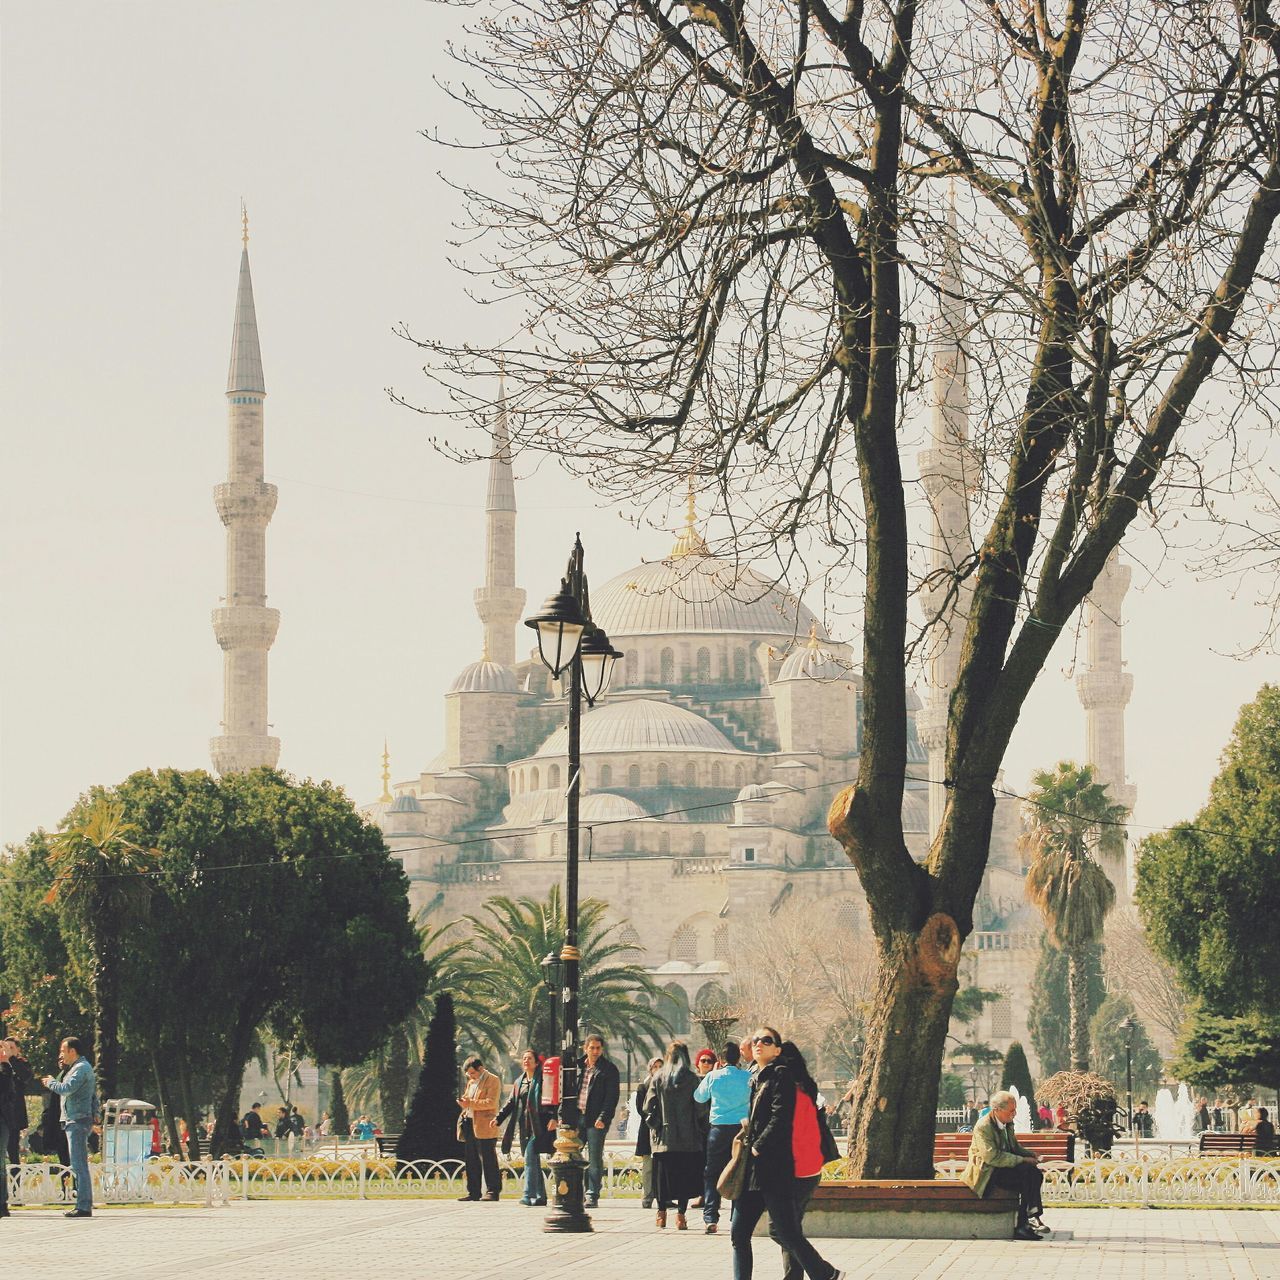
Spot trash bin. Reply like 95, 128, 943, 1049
102, 1099, 157, 1197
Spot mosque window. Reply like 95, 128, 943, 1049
618, 925, 642, 952
600, 764, 613, 787
530, 766, 541, 790
628, 764, 641, 788
660, 647, 676, 684
517, 772, 525, 794
683, 762, 697, 787
835, 901, 859, 932
659, 830, 671, 854
696, 647, 711, 683
713, 923, 731, 961
548, 763, 562, 790
991, 992, 1013, 1039
671, 926, 698, 964
658, 984, 690, 1034
743, 847, 756, 863
622, 831, 635, 852
657, 763, 670, 786
495, 744, 504, 761
733, 648, 747, 682
691, 832, 706, 855
734, 764, 745, 787
711, 762, 723, 787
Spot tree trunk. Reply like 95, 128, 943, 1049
151, 1049, 182, 1157
210, 1006, 260, 1158
176, 1052, 202, 1161
93, 926, 122, 1104
845, 914, 962, 1176
379, 1026, 409, 1132
1068, 947, 1090, 1072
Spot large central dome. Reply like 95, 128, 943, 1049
534, 698, 740, 757
592, 554, 823, 640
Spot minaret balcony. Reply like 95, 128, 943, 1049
1075, 668, 1134, 709
917, 447, 971, 497
214, 480, 278, 526
212, 605, 280, 651
211, 733, 281, 774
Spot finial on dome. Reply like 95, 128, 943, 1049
807, 621, 821, 650
241, 200, 249, 248
379, 739, 392, 803
670, 477, 709, 559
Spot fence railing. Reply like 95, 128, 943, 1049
11, 1153, 1280, 1208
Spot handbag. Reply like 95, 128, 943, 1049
717, 1123, 750, 1200
818, 1107, 840, 1164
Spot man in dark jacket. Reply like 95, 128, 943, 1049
577, 1033, 620, 1209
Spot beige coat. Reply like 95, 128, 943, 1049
962, 1112, 1035, 1196
458, 1069, 502, 1141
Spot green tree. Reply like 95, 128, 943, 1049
329, 1071, 350, 1137
1028, 937, 1106, 1077
1089, 995, 1162, 1102
45, 794, 160, 1101
1000, 1042, 1038, 1127
938, 1072, 967, 1110
1172, 1009, 1280, 1094
458, 887, 670, 1054
398, 993, 463, 1168
1024, 763, 1124, 1071
1137, 685, 1280, 1020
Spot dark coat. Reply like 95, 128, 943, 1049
0, 1056, 32, 1131
577, 1054, 620, 1130
744, 1059, 797, 1190
0, 1064, 16, 1135
32, 1089, 71, 1165
634, 1078, 654, 1157
497, 1071, 556, 1156
647, 1065, 702, 1155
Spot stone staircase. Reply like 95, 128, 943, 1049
671, 693, 771, 753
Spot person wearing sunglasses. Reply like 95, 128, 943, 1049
729, 1027, 845, 1280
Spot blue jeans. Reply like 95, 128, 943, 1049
584, 1124, 606, 1202
65, 1120, 93, 1212
522, 1135, 546, 1204
703, 1123, 738, 1222
731, 1181, 834, 1280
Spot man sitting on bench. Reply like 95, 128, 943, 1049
961, 1089, 1048, 1241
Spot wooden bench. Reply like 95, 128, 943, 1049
933, 1131, 1075, 1165
791, 1180, 1018, 1240
374, 1132, 403, 1158
1199, 1132, 1256, 1156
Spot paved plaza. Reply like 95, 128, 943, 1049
2, 1201, 1278, 1278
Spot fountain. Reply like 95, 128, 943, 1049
1153, 1083, 1196, 1140
1009, 1083, 1033, 1132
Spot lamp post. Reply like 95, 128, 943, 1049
1119, 1016, 1136, 1134
540, 950, 562, 1061
525, 534, 622, 1234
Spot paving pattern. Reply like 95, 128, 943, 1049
1, 1200, 1278, 1278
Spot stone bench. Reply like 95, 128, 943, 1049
757, 1179, 1018, 1240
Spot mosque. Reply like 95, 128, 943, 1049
212, 218, 1137, 1087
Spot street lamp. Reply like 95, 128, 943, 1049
1118, 1016, 1136, 1134
525, 534, 622, 1234
540, 950, 562, 1060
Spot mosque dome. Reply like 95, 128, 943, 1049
388, 793, 422, 814
580, 793, 650, 823
736, 783, 770, 802
534, 698, 738, 758
776, 636, 854, 683
449, 658, 518, 694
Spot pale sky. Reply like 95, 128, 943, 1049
2, 1, 1274, 856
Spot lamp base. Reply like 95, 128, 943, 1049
542, 1128, 593, 1234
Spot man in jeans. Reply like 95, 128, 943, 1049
42, 1036, 97, 1218
694, 1040, 751, 1234
576, 1033, 620, 1209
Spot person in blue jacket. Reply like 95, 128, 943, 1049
41, 1036, 96, 1218
693, 1041, 752, 1233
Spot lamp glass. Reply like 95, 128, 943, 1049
580, 649, 611, 704
537, 618, 584, 678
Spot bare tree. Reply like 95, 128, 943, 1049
1105, 909, 1190, 1052
405, 0, 1280, 1174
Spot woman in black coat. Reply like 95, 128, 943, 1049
496, 1049, 556, 1206
647, 1041, 703, 1230
729, 1026, 842, 1280
633, 1056, 662, 1209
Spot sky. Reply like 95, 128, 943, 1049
2, 1, 1275, 856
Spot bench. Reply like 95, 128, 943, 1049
374, 1132, 403, 1158
783, 1180, 1018, 1240
933, 1131, 1075, 1166
1199, 1132, 1256, 1156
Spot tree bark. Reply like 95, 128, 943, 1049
151, 1049, 182, 1158
1068, 948, 1090, 1072
210, 1005, 261, 1158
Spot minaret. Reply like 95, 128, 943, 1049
472, 374, 526, 665
1076, 551, 1137, 898
917, 202, 973, 842
210, 209, 280, 774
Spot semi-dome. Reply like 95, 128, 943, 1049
449, 658, 518, 694
776, 642, 853, 683
388, 793, 423, 814
581, 792, 649, 823
591, 555, 823, 640
736, 783, 770, 802
534, 698, 738, 757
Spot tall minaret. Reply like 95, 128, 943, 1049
210, 209, 280, 774
917, 202, 973, 842
472, 375, 525, 665
1076, 551, 1136, 898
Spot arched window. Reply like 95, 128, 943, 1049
734, 764, 745, 787
696, 647, 712, 683
691, 832, 706, 855
683, 762, 697, 787
516, 771, 524, 794
659, 830, 671, 855
599, 764, 613, 788
618, 925, 642, 953
628, 764, 641, 788
713, 923, 731, 961
530, 765, 541, 790
622, 830, 636, 852
670, 926, 698, 964
711, 762, 723, 787
835, 900, 860, 933
660, 647, 676, 685
991, 990, 1013, 1039
656, 763, 670, 786
733, 648, 748, 683
548, 763, 562, 791
550, 831, 559, 857
658, 984, 691, 1035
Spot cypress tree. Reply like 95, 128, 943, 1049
999, 1041, 1038, 1128
398, 992, 463, 1169
329, 1071, 350, 1137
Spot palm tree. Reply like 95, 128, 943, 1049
459, 887, 671, 1058
46, 793, 160, 1101
1023, 762, 1125, 1072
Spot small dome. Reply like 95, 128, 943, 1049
776, 639, 852, 683
389, 793, 422, 814
901, 790, 929, 834
534, 698, 738, 758
736, 783, 770, 802
581, 792, 650, 823
449, 659, 518, 694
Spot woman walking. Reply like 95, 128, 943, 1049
730, 1027, 844, 1280
647, 1041, 703, 1229
497, 1049, 556, 1205
633, 1056, 663, 1209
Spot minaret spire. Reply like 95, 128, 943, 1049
380, 740, 393, 803
473, 367, 526, 666
211, 212, 280, 774
1077, 551, 1136, 899
917, 198, 974, 842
